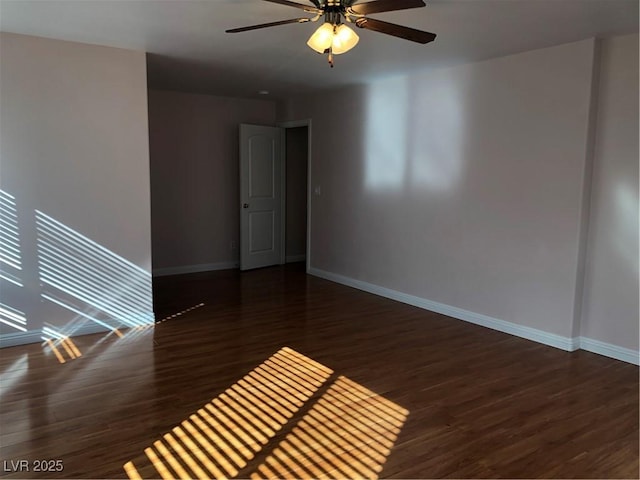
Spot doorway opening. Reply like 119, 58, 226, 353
284, 125, 309, 267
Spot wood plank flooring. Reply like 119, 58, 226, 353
0, 263, 638, 479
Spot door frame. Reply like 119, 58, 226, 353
278, 119, 312, 273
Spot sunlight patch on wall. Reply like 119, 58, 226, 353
408, 78, 463, 192
124, 348, 407, 480
41, 293, 124, 333
0, 303, 27, 332
0, 190, 23, 287
614, 184, 639, 273
35, 210, 154, 330
0, 194, 155, 340
363, 74, 463, 193
364, 77, 409, 191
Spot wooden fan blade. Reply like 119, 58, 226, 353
350, 0, 425, 15
226, 18, 310, 33
355, 17, 436, 43
261, 0, 321, 11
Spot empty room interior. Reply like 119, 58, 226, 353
0, 0, 638, 478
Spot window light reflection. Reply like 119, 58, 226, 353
0, 354, 28, 398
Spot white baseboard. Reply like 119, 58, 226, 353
0, 330, 43, 348
286, 254, 306, 263
308, 267, 639, 365
579, 337, 639, 365
0, 323, 110, 348
153, 261, 239, 277
5, 266, 637, 366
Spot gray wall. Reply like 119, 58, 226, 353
280, 37, 638, 358
285, 126, 308, 261
148, 89, 276, 275
581, 34, 639, 351
0, 33, 153, 346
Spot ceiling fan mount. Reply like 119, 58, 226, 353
226, 0, 436, 67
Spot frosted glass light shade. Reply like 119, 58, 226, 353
331, 24, 359, 54
307, 23, 335, 53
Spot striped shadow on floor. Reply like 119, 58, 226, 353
123, 347, 408, 480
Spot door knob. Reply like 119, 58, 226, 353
243, 203, 249, 208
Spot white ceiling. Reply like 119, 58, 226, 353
1, 0, 638, 99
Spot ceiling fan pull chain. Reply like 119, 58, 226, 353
328, 48, 334, 68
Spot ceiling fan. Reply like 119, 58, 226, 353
226, 0, 436, 67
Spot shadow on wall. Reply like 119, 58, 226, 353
0, 189, 155, 344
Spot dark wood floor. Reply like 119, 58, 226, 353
1, 263, 638, 479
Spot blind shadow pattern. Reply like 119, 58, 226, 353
124, 347, 333, 480
43, 337, 82, 364
35, 210, 154, 332
0, 189, 22, 287
249, 376, 408, 479
124, 348, 408, 480
0, 303, 27, 333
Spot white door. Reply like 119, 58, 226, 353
239, 124, 284, 271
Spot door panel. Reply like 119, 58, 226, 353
249, 211, 274, 253
249, 147, 274, 198
240, 124, 283, 271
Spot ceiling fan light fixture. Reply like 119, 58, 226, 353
307, 22, 335, 53
331, 24, 359, 54
229, 0, 435, 66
